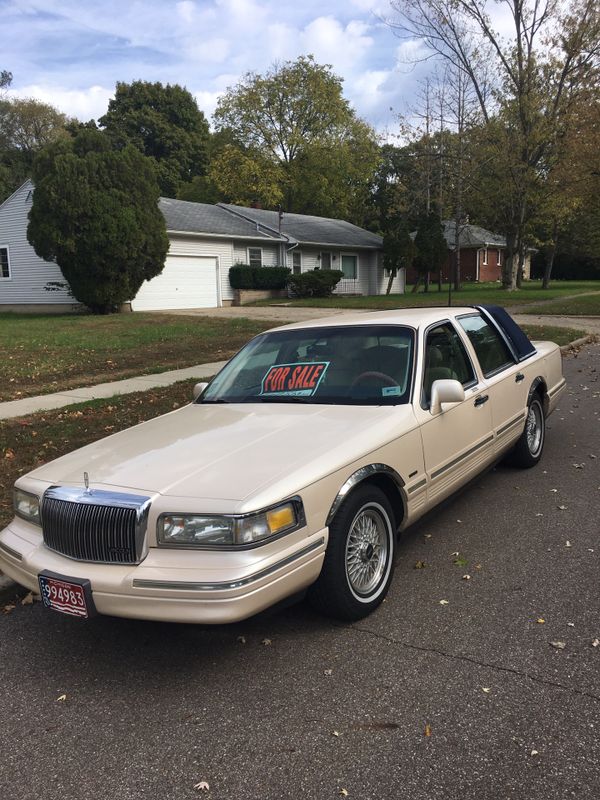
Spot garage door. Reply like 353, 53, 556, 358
131, 255, 219, 310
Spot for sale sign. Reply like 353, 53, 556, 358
261, 362, 329, 397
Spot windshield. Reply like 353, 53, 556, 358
200, 325, 415, 405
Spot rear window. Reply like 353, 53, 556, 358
201, 325, 415, 405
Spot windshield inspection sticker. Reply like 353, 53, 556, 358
382, 386, 401, 397
261, 362, 329, 397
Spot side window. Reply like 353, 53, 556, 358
458, 314, 514, 377
422, 323, 476, 405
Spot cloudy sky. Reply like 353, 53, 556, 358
1, 0, 433, 134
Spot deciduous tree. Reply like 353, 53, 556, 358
99, 81, 210, 197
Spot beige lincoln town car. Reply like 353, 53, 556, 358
0, 306, 565, 624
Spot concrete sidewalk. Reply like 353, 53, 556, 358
0, 360, 227, 421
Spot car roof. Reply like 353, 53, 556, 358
267, 306, 479, 333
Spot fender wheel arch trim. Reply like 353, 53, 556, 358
326, 464, 406, 528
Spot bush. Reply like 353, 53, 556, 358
287, 269, 344, 297
229, 264, 290, 290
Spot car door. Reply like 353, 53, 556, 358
414, 321, 495, 505
456, 312, 530, 456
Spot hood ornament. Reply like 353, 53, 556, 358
83, 471, 92, 495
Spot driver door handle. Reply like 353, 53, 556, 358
474, 394, 489, 407
515, 373, 525, 382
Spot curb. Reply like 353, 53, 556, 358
560, 334, 597, 353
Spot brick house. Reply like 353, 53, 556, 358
407, 220, 531, 284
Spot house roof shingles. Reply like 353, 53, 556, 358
442, 219, 506, 249
220, 203, 383, 249
159, 197, 275, 240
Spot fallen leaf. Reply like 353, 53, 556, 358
462, 574, 471, 581
592, 639, 599, 648
4, 448, 15, 460
550, 641, 566, 650
414, 560, 427, 569
557, 506, 568, 511
424, 724, 432, 737
530, 750, 539, 756
535, 513, 543, 517
324, 669, 333, 676
339, 790, 348, 797
193, 781, 210, 792
261, 638, 272, 646
550, 488, 558, 493
565, 540, 572, 546
537, 618, 545, 624
456, 519, 462, 523
482, 687, 491, 694
424, 534, 432, 539
21, 592, 36, 606
567, 622, 575, 627
332, 730, 340, 737
451, 551, 460, 557
56, 694, 67, 702
236, 635, 246, 644
439, 599, 449, 606
2, 603, 16, 615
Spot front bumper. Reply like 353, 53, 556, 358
0, 519, 326, 624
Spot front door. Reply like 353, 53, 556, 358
414, 321, 494, 505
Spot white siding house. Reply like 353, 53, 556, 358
0, 183, 395, 311
0, 182, 76, 311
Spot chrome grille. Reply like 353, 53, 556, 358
41, 487, 151, 565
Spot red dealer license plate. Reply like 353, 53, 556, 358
38, 571, 96, 619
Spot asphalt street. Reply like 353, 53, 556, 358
1, 344, 598, 800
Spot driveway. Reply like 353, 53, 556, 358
1, 344, 598, 800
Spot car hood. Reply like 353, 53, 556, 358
27, 402, 417, 507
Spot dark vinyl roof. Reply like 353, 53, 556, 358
159, 197, 275, 240
219, 203, 383, 248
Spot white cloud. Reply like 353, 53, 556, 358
193, 89, 223, 120
300, 16, 374, 72
8, 84, 114, 121
176, 1, 196, 24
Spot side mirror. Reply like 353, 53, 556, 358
430, 379, 465, 415
192, 381, 208, 401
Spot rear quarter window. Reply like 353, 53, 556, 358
457, 314, 515, 377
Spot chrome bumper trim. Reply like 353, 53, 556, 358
132, 538, 326, 592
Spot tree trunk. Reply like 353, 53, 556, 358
502, 231, 517, 289
542, 220, 559, 289
386, 269, 396, 295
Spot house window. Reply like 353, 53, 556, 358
292, 251, 302, 275
0, 247, 10, 279
319, 252, 332, 269
482, 248, 488, 266
340, 254, 357, 279
248, 247, 262, 268
497, 249, 502, 266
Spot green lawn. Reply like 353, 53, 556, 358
522, 293, 600, 316
255, 280, 600, 310
0, 313, 274, 402
519, 324, 588, 346
0, 379, 198, 528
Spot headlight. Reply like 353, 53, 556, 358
157, 500, 302, 548
14, 489, 41, 525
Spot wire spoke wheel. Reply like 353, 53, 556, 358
308, 485, 396, 622
345, 507, 389, 596
526, 401, 543, 456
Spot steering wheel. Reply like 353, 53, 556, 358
351, 371, 397, 388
